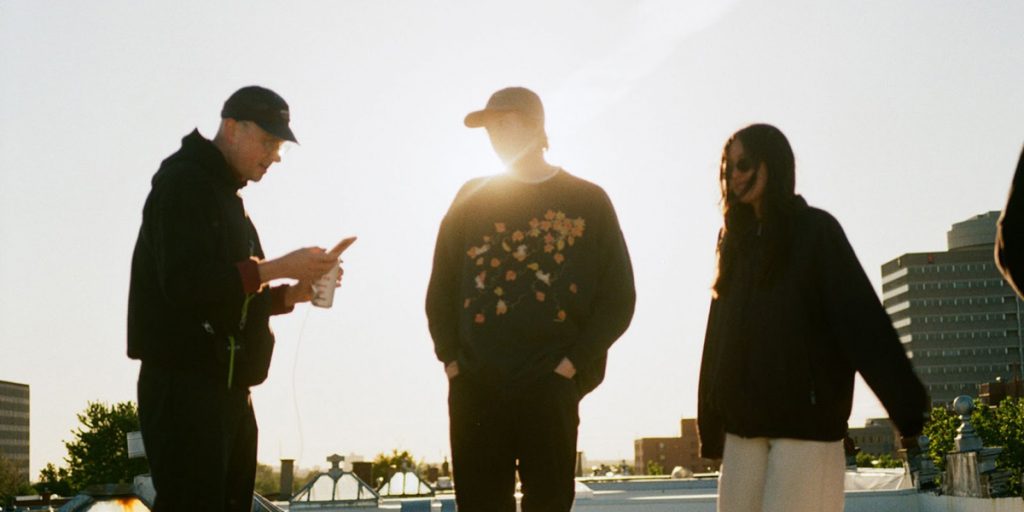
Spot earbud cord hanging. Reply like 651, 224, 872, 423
291, 307, 311, 466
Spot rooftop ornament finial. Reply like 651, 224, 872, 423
953, 395, 983, 452
327, 454, 345, 479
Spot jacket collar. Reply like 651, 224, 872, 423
180, 129, 246, 191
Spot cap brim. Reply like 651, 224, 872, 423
464, 108, 517, 128
258, 122, 298, 143
464, 110, 490, 128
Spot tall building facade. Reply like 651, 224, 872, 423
881, 212, 1024, 406
0, 380, 30, 482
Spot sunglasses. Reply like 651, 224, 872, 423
732, 157, 756, 174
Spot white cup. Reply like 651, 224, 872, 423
312, 265, 340, 308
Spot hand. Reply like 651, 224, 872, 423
334, 263, 345, 287
445, 361, 460, 380
260, 247, 338, 283
284, 280, 314, 307
554, 357, 576, 379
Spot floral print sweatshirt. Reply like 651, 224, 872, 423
426, 169, 635, 392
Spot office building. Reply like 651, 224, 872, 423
634, 418, 718, 475
881, 212, 1024, 406
0, 380, 30, 482
848, 418, 898, 456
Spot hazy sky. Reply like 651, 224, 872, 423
2, 1, 1023, 476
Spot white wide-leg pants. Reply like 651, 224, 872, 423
717, 433, 845, 512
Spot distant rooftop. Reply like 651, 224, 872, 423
947, 211, 1000, 251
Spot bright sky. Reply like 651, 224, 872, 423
2, 1, 1023, 477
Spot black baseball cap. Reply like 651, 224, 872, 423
464, 87, 545, 128
221, 86, 298, 143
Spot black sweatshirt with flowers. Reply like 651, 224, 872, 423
426, 170, 635, 395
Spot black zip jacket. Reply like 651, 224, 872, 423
697, 197, 928, 458
996, 145, 1024, 296
127, 130, 277, 387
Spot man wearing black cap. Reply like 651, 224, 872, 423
128, 86, 339, 511
426, 87, 636, 511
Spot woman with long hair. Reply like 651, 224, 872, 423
697, 124, 929, 512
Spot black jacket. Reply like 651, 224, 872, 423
697, 197, 928, 458
127, 130, 277, 387
996, 146, 1024, 296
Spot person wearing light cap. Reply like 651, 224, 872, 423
128, 85, 341, 511
426, 87, 636, 511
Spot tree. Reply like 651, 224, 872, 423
972, 398, 1024, 496
922, 398, 1024, 496
855, 451, 902, 469
40, 401, 149, 494
35, 462, 73, 497
372, 450, 419, 487
646, 460, 664, 476
254, 463, 279, 497
0, 453, 33, 506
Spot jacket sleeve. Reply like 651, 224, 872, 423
697, 297, 726, 459
426, 181, 486, 366
147, 170, 246, 313
996, 145, 1024, 297
816, 213, 930, 438
566, 191, 636, 369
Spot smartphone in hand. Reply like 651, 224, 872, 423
328, 236, 357, 259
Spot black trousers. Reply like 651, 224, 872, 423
137, 364, 257, 512
448, 372, 580, 512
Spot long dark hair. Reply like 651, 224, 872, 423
713, 124, 798, 297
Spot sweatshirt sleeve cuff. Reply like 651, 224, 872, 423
269, 285, 295, 315
236, 259, 263, 294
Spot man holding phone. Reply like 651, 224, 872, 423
127, 86, 343, 511
426, 87, 636, 511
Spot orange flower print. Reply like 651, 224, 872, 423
513, 245, 528, 262
463, 210, 587, 322
468, 244, 490, 258
535, 270, 551, 285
